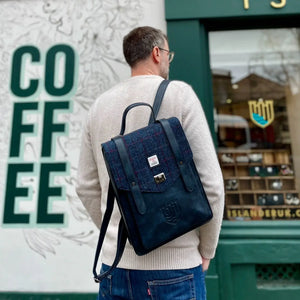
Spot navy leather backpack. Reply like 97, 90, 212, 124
93, 80, 213, 282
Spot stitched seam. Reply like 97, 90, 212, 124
148, 273, 194, 286
126, 270, 134, 300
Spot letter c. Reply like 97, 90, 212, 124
11, 46, 40, 97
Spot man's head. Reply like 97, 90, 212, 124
123, 26, 173, 79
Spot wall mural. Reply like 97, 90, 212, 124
0, 0, 159, 291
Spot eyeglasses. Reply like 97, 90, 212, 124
158, 47, 175, 63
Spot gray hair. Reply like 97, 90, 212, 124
123, 26, 167, 67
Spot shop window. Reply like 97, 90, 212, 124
209, 28, 300, 221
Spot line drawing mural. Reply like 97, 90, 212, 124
0, 0, 146, 261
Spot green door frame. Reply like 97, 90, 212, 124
165, 1, 300, 299
166, 0, 300, 137
167, 20, 215, 140
165, 0, 300, 231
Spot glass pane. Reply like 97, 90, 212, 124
209, 28, 300, 221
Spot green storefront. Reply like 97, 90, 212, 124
2, 1, 299, 300
166, 0, 300, 299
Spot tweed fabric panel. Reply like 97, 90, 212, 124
102, 117, 192, 192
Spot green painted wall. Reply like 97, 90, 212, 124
217, 239, 300, 300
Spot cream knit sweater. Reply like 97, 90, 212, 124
76, 75, 224, 270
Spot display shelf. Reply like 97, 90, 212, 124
226, 190, 298, 194
219, 149, 300, 220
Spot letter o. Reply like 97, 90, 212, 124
45, 44, 75, 96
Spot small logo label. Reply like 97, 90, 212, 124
248, 99, 274, 128
148, 155, 159, 168
160, 201, 181, 225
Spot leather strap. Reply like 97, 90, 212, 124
94, 218, 127, 282
93, 183, 127, 282
120, 102, 155, 135
149, 80, 170, 124
113, 136, 146, 215
158, 119, 195, 192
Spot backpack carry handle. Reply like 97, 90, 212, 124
120, 80, 170, 135
120, 102, 155, 135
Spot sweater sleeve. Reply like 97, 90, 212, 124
76, 110, 102, 228
181, 84, 224, 259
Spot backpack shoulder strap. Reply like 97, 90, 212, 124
93, 182, 127, 282
148, 80, 171, 124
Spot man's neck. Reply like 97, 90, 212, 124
131, 70, 157, 77
131, 61, 160, 77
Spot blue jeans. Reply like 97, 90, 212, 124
97, 264, 207, 300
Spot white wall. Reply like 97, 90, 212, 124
0, 0, 166, 293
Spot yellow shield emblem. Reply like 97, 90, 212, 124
248, 99, 274, 128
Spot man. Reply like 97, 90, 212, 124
76, 26, 224, 300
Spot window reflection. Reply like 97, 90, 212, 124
209, 28, 300, 221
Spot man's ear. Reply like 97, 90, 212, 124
152, 46, 161, 64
